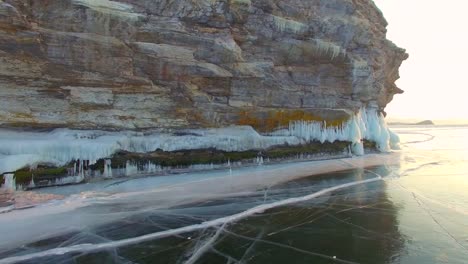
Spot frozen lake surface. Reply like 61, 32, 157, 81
0, 125, 467, 263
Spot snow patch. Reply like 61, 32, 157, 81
72, 0, 142, 20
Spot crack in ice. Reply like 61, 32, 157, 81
184, 224, 226, 264
224, 229, 358, 264
0, 176, 383, 264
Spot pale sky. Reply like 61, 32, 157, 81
374, 0, 468, 121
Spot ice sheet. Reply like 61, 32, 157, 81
0, 153, 399, 254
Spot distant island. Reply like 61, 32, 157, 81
388, 120, 435, 126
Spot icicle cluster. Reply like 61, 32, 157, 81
314, 39, 344, 60
0, 108, 399, 175
287, 108, 399, 155
272, 15, 307, 34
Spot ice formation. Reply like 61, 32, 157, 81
15, 174, 85, 191
125, 161, 138, 176
0, 152, 400, 254
2, 173, 15, 191
0, 108, 398, 176
272, 15, 307, 34
0, 171, 386, 263
286, 108, 397, 155
72, 0, 142, 19
53, 175, 85, 186
314, 39, 344, 60
103, 159, 113, 178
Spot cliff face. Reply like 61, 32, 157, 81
0, 0, 407, 130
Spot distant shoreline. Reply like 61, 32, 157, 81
388, 123, 468, 127
388, 120, 435, 126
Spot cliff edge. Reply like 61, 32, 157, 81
0, 0, 407, 130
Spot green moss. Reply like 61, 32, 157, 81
104, 141, 350, 171
107, 149, 260, 169
224, 150, 259, 162
265, 141, 349, 159
363, 140, 377, 150
89, 159, 105, 172
7, 140, 353, 186
13, 170, 32, 184
14, 167, 68, 185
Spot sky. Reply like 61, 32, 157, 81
374, 0, 468, 122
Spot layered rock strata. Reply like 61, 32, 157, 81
0, 0, 406, 130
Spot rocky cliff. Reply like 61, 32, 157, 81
0, 0, 407, 131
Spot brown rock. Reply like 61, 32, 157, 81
0, 0, 407, 131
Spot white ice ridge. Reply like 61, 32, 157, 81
0, 175, 383, 264
0, 108, 398, 175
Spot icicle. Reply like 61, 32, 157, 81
125, 161, 138, 176
2, 174, 16, 191
352, 142, 364, 156
78, 160, 84, 178
256, 156, 264, 165
142, 162, 162, 174
28, 174, 35, 189
314, 39, 344, 60
103, 159, 113, 178
272, 15, 307, 34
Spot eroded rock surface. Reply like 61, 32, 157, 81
0, 0, 407, 130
